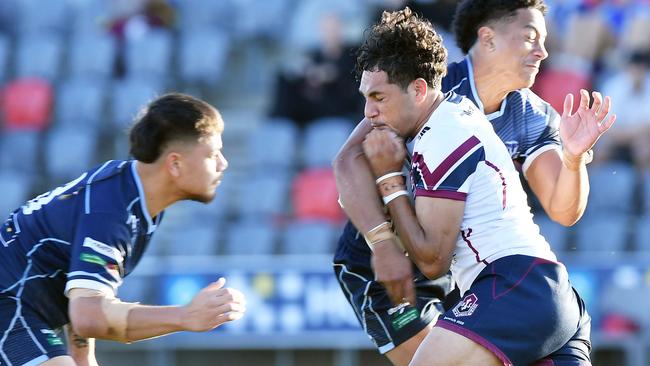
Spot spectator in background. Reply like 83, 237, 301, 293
598, 50, 650, 169
270, 13, 362, 127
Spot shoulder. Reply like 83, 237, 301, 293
508, 89, 560, 127
83, 160, 135, 214
442, 59, 469, 93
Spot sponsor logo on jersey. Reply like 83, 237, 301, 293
80, 253, 107, 266
504, 140, 520, 157
83, 237, 123, 263
388, 302, 419, 330
452, 293, 479, 317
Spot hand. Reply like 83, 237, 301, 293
560, 89, 616, 160
181, 278, 246, 332
362, 128, 407, 176
371, 240, 416, 306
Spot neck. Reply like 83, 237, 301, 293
469, 52, 513, 114
411, 91, 444, 138
134, 161, 180, 218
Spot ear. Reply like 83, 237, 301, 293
477, 26, 495, 52
412, 78, 429, 103
165, 152, 182, 178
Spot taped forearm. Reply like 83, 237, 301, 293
69, 288, 138, 343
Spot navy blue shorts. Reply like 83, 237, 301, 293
0, 296, 67, 366
333, 221, 453, 353
437, 255, 592, 366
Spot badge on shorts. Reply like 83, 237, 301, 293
388, 302, 419, 330
452, 293, 479, 317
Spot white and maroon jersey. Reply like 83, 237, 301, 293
411, 92, 557, 295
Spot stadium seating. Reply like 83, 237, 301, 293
0, 33, 9, 82
291, 168, 344, 223
56, 78, 107, 128
15, 0, 69, 35
224, 219, 278, 255
110, 78, 164, 128
179, 29, 230, 86
125, 30, 173, 80
0, 130, 40, 175
574, 214, 629, 255
634, 215, 650, 252
533, 214, 570, 253
164, 225, 221, 256
15, 34, 63, 81
247, 118, 299, 171
0, 173, 32, 217
303, 117, 353, 168
1, 78, 53, 130
582, 162, 637, 218
44, 127, 98, 182
175, 0, 236, 34
281, 220, 338, 255
68, 33, 117, 80
642, 171, 650, 215
235, 174, 292, 219
533, 67, 591, 114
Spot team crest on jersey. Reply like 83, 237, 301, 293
452, 293, 479, 317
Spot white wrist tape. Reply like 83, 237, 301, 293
383, 190, 408, 205
68, 288, 137, 343
375, 172, 403, 185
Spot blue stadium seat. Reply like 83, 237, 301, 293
118, 275, 154, 304
247, 118, 299, 171
534, 214, 571, 253
634, 215, 650, 252
44, 127, 98, 182
16, 34, 63, 81
582, 162, 636, 218
574, 214, 629, 255
125, 30, 173, 80
179, 30, 230, 85
111, 78, 163, 128
281, 220, 337, 255
56, 79, 107, 128
0, 34, 9, 82
16, 0, 69, 35
0, 173, 32, 217
642, 171, 650, 215
164, 225, 221, 256
231, 0, 292, 40
175, 0, 236, 34
224, 219, 277, 255
303, 117, 353, 168
69, 0, 110, 35
68, 33, 117, 80
0, 131, 40, 175
235, 174, 291, 218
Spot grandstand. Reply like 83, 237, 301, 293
0, 0, 649, 365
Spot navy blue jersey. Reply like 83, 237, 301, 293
0, 160, 162, 329
442, 56, 562, 174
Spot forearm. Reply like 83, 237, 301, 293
546, 150, 589, 225
123, 305, 186, 342
333, 121, 388, 232
387, 197, 448, 278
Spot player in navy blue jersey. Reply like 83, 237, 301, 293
333, 1, 615, 365
0, 93, 245, 366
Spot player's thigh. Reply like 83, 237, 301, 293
409, 326, 501, 366
39, 356, 76, 366
385, 325, 431, 366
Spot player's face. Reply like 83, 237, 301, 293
490, 8, 548, 89
359, 70, 418, 137
177, 133, 228, 203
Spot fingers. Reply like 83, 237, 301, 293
386, 281, 404, 305
579, 89, 590, 110
205, 277, 226, 291
562, 93, 574, 117
599, 113, 616, 134
590, 91, 603, 115
596, 95, 612, 121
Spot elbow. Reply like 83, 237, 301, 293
547, 210, 583, 227
69, 298, 110, 339
70, 315, 107, 339
414, 256, 451, 280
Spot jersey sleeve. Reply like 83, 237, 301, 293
412, 127, 486, 201
66, 212, 130, 297
519, 99, 562, 176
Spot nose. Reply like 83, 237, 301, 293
534, 40, 548, 61
364, 100, 379, 120
218, 154, 228, 172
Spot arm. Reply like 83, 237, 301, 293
527, 90, 615, 226
333, 119, 416, 305
362, 128, 463, 279
66, 325, 98, 366
68, 278, 245, 343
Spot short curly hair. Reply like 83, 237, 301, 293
453, 0, 548, 54
355, 7, 447, 90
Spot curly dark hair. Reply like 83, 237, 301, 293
129, 93, 223, 163
355, 7, 447, 90
453, 0, 548, 54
